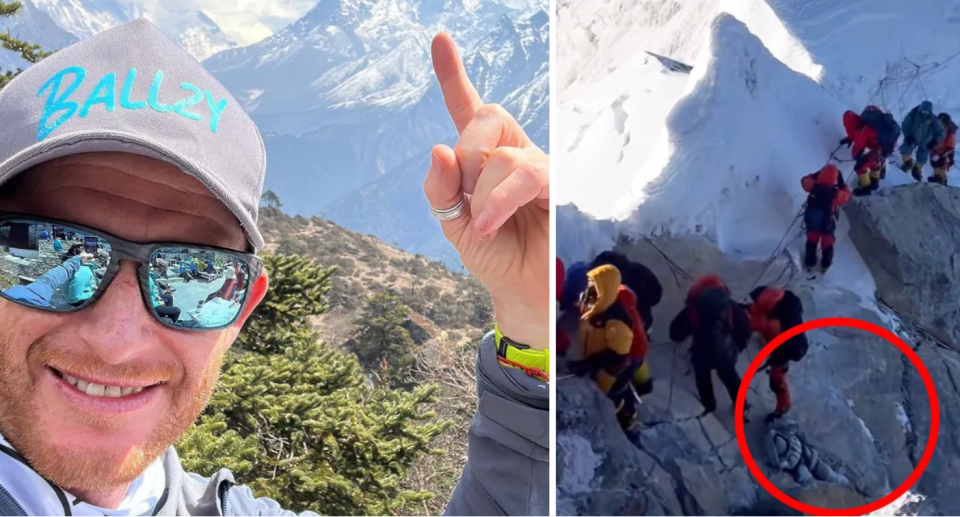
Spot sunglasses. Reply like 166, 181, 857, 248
0, 213, 262, 331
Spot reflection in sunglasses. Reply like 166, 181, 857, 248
0, 219, 251, 330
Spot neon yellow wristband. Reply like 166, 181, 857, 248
495, 323, 550, 376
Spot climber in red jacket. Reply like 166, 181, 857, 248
801, 164, 851, 274
748, 286, 809, 424
840, 105, 901, 196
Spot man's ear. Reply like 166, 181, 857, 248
235, 268, 269, 328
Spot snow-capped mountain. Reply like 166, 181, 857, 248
25, 0, 238, 60
4, 0, 547, 267
30, 0, 136, 40
0, 0, 77, 73
201, 0, 548, 266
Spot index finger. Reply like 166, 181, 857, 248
432, 32, 483, 134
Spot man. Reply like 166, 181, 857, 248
840, 105, 900, 195
899, 101, 945, 181
669, 275, 752, 420
0, 20, 548, 516
800, 164, 851, 274
930, 112, 957, 186
557, 260, 589, 358
3, 251, 93, 308
570, 264, 642, 438
748, 286, 809, 423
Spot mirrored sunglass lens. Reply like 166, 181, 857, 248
0, 220, 110, 310
149, 248, 250, 329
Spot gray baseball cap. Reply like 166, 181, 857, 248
0, 19, 266, 250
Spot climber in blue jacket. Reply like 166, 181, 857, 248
900, 101, 945, 181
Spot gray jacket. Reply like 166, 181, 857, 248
0, 333, 549, 516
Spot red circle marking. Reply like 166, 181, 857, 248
735, 317, 940, 516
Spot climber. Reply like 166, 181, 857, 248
748, 286, 809, 424
800, 164, 851, 274
560, 261, 590, 313
569, 264, 642, 438
669, 275, 753, 420
899, 101, 945, 181
764, 418, 850, 488
930, 112, 957, 186
840, 105, 901, 196
558, 261, 590, 358
590, 250, 663, 332
557, 257, 571, 355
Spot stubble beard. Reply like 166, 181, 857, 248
0, 330, 228, 496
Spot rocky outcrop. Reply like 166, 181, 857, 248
557, 234, 957, 515
844, 183, 960, 348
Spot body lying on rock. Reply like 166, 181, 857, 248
764, 418, 850, 488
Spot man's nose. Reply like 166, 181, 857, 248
74, 261, 157, 365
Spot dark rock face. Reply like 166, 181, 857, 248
845, 183, 960, 348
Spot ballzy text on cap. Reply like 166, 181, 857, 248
0, 19, 267, 250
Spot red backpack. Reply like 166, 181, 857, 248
616, 285, 648, 360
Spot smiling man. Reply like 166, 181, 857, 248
0, 18, 548, 517
0, 18, 272, 516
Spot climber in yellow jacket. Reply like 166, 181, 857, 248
569, 264, 641, 437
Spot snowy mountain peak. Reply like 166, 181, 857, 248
195, 10, 220, 30
27, 0, 237, 61
301, 0, 372, 29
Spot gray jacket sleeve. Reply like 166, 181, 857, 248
443, 332, 550, 516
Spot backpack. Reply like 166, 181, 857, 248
807, 183, 838, 215
860, 109, 901, 155
687, 286, 735, 358
942, 116, 958, 137
770, 292, 809, 362
591, 252, 663, 310
616, 286, 649, 360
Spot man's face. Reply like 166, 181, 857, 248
0, 152, 264, 494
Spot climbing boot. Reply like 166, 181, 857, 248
869, 176, 880, 192
932, 167, 949, 185
911, 162, 923, 181
852, 186, 872, 197
821, 245, 835, 271
764, 409, 787, 425
900, 155, 915, 172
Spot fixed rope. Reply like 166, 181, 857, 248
639, 233, 693, 288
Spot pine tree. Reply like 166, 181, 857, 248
178, 253, 451, 515
237, 254, 336, 355
351, 292, 417, 389
0, 2, 52, 91
261, 189, 283, 209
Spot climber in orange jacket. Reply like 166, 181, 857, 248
570, 264, 642, 437
748, 286, 809, 424
801, 164, 851, 274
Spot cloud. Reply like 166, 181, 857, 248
127, 0, 317, 44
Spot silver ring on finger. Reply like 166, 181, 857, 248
430, 196, 469, 221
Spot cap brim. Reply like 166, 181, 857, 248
0, 130, 265, 251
